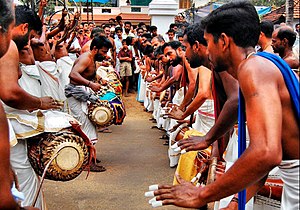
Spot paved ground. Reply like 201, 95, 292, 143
43, 93, 188, 210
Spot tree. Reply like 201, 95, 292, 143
285, 0, 294, 26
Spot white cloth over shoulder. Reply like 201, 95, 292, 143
56, 56, 74, 89
19, 63, 42, 97
279, 159, 299, 210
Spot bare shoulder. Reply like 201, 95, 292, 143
0, 41, 19, 67
73, 52, 92, 68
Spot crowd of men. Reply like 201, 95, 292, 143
0, 0, 299, 209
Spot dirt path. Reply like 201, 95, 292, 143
43, 93, 186, 210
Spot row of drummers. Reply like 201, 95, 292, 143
6, 56, 126, 207
135, 42, 283, 209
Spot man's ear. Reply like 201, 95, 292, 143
282, 38, 288, 46
192, 41, 199, 52
21, 23, 29, 35
220, 32, 230, 51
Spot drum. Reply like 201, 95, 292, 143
175, 126, 190, 142
27, 129, 89, 181
88, 91, 126, 127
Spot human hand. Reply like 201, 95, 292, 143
219, 200, 238, 210
39, 97, 63, 110
173, 135, 210, 152
148, 85, 160, 92
89, 82, 101, 92
145, 76, 153, 83
146, 173, 206, 208
167, 106, 184, 120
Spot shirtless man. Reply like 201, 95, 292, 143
65, 35, 112, 172
258, 20, 274, 53
272, 26, 299, 70
151, 2, 299, 209
0, 4, 59, 210
0, 1, 20, 209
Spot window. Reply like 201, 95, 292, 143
102, 8, 111, 13
131, 7, 141, 12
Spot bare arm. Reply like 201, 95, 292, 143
0, 41, 59, 110
0, 106, 19, 210
69, 54, 92, 86
178, 60, 198, 111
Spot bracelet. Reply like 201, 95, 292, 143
231, 196, 239, 203
87, 81, 91, 87
268, 185, 272, 198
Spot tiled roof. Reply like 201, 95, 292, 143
263, 0, 300, 22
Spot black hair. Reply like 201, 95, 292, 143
260, 20, 274, 38
109, 18, 115, 22
177, 32, 184, 38
167, 29, 175, 34
183, 23, 207, 46
169, 23, 177, 29
201, 1, 260, 48
0, 0, 14, 32
15, 5, 42, 33
143, 44, 154, 56
124, 21, 132, 26
121, 39, 127, 44
162, 41, 182, 52
150, 25, 157, 32
277, 27, 297, 47
91, 27, 104, 39
125, 36, 133, 45
152, 35, 165, 43
116, 15, 122, 21
90, 35, 112, 50
115, 27, 123, 33
138, 22, 146, 28
154, 46, 164, 57
141, 32, 152, 40
102, 24, 111, 29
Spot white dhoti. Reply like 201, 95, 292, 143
10, 140, 45, 209
36, 61, 66, 103
279, 160, 299, 210
136, 73, 145, 103
67, 96, 97, 144
192, 99, 215, 134
56, 56, 74, 89
19, 63, 41, 97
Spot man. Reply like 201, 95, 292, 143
151, 1, 299, 209
258, 20, 274, 53
65, 35, 112, 172
0, 4, 60, 209
150, 25, 158, 37
0, 0, 20, 209
272, 26, 299, 69
103, 24, 117, 65
122, 21, 134, 39
166, 29, 176, 42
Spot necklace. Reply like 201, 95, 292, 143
246, 51, 255, 59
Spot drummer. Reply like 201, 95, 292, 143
65, 35, 112, 172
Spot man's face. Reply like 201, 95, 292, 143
94, 46, 109, 61
0, 21, 15, 58
152, 30, 157, 37
164, 46, 181, 67
137, 29, 144, 37
204, 31, 227, 72
168, 32, 175, 41
272, 30, 284, 54
124, 24, 131, 33
12, 23, 32, 51
178, 36, 183, 44
116, 30, 122, 38
151, 37, 161, 50
104, 27, 110, 37
83, 23, 89, 31
182, 35, 204, 68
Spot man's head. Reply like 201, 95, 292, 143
116, 15, 123, 27
162, 41, 183, 67
258, 20, 274, 46
90, 35, 112, 61
13, 5, 42, 50
136, 27, 144, 37
167, 29, 175, 41
103, 24, 111, 37
141, 33, 152, 47
182, 23, 207, 68
121, 39, 128, 50
169, 23, 178, 32
151, 35, 165, 50
91, 27, 105, 39
295, 23, 300, 34
150, 25, 158, 37
177, 33, 184, 44
115, 27, 123, 39
202, 1, 260, 72
124, 21, 132, 34
0, 0, 15, 58
143, 44, 155, 59
154, 46, 169, 64
272, 26, 296, 54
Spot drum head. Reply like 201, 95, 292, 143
27, 131, 89, 181
88, 101, 114, 127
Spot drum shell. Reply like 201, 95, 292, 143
27, 130, 89, 181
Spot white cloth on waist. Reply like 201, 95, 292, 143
279, 159, 299, 210
19, 63, 42, 97
192, 99, 215, 134
36, 61, 66, 102
56, 56, 74, 89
